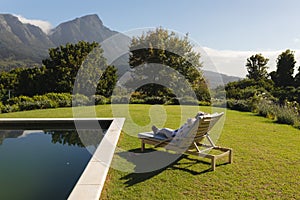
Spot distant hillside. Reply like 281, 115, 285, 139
49, 14, 119, 46
203, 70, 241, 88
0, 14, 54, 68
0, 14, 127, 70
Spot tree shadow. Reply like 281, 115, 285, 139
117, 148, 221, 187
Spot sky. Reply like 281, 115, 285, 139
1, 0, 300, 77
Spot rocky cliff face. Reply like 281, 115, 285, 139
49, 14, 118, 46
0, 14, 122, 68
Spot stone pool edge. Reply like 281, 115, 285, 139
68, 118, 125, 200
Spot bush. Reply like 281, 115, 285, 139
212, 99, 227, 108
33, 95, 59, 109
179, 96, 199, 105
276, 106, 299, 125
129, 92, 147, 104
164, 97, 179, 105
144, 96, 166, 104
45, 93, 72, 107
256, 100, 300, 128
90, 95, 107, 105
198, 101, 211, 106
226, 99, 253, 112
111, 96, 129, 104
72, 94, 90, 106
7, 96, 34, 106
1, 104, 19, 113
130, 98, 146, 104
0, 102, 4, 113
257, 101, 277, 119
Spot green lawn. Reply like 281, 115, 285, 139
1, 105, 299, 199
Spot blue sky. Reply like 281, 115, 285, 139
1, 0, 300, 77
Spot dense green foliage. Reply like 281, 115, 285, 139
0, 41, 118, 103
42, 41, 100, 93
270, 49, 296, 87
246, 53, 269, 81
128, 28, 210, 102
225, 50, 300, 128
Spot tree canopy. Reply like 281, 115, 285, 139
128, 28, 210, 102
246, 53, 269, 81
271, 49, 296, 87
0, 41, 118, 100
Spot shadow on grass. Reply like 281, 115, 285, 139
117, 148, 224, 187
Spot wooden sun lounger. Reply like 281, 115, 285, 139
138, 112, 233, 171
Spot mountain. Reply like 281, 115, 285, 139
0, 14, 126, 70
49, 14, 119, 46
203, 70, 241, 88
0, 14, 54, 67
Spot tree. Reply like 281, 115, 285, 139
128, 28, 210, 102
42, 41, 103, 94
271, 49, 296, 87
14, 66, 45, 96
246, 54, 269, 81
294, 66, 300, 87
97, 65, 118, 97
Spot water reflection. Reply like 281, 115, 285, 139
0, 130, 23, 145
0, 129, 105, 148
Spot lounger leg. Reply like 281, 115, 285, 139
229, 149, 233, 163
141, 140, 145, 152
211, 157, 216, 171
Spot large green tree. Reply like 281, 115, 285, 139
128, 28, 209, 102
42, 41, 101, 93
246, 53, 269, 81
271, 49, 296, 87
14, 66, 45, 96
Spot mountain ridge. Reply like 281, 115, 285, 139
0, 13, 120, 70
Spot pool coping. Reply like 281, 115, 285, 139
0, 118, 125, 200
68, 118, 125, 200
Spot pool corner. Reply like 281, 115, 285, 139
68, 118, 125, 200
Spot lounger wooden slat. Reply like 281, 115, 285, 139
138, 112, 233, 171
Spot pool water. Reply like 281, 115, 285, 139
0, 130, 103, 200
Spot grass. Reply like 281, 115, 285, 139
1, 105, 299, 199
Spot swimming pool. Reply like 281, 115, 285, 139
0, 118, 125, 200
0, 129, 98, 200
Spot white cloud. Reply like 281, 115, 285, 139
294, 38, 300, 44
194, 47, 300, 78
14, 14, 52, 34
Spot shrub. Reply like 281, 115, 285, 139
18, 101, 38, 111
130, 98, 146, 104
226, 99, 253, 112
257, 100, 278, 119
1, 104, 19, 113
144, 96, 166, 104
90, 95, 107, 105
7, 96, 34, 106
276, 106, 299, 125
111, 96, 129, 104
0, 102, 5, 113
72, 94, 90, 106
45, 93, 72, 107
198, 101, 211, 106
34, 95, 59, 109
179, 96, 199, 105
164, 97, 179, 105
212, 99, 227, 108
